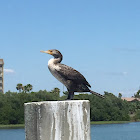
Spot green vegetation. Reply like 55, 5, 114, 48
90, 121, 130, 125
16, 83, 33, 93
0, 85, 140, 125
0, 124, 24, 129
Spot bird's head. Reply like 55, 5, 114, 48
40, 49, 62, 58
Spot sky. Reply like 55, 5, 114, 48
0, 0, 140, 97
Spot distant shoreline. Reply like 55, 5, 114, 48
0, 124, 24, 129
90, 121, 131, 125
0, 121, 139, 129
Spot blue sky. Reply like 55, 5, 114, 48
0, 0, 140, 97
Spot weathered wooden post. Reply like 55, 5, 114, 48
24, 100, 90, 140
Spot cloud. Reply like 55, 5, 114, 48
105, 71, 128, 76
4, 69, 15, 74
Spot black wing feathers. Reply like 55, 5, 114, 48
57, 64, 91, 87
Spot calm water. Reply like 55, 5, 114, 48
91, 122, 140, 140
0, 122, 140, 140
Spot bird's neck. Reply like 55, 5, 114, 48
54, 57, 62, 64
48, 57, 62, 65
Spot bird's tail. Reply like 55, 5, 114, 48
90, 90, 105, 98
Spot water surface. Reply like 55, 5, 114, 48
91, 122, 140, 140
0, 122, 140, 140
0, 129, 25, 140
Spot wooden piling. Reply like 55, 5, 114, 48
24, 100, 90, 140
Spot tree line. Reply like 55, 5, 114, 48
0, 84, 140, 125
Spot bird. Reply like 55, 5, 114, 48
40, 49, 104, 100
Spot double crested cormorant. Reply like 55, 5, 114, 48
40, 49, 104, 100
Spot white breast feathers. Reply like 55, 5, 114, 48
48, 58, 64, 84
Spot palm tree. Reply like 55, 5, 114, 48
26, 84, 33, 93
52, 88, 60, 95
16, 83, 23, 93
23, 85, 28, 93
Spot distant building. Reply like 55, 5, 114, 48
0, 59, 4, 93
121, 97, 140, 102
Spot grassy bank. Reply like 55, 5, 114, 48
90, 121, 131, 125
0, 121, 135, 129
0, 124, 24, 129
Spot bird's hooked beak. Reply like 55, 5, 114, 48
40, 50, 53, 55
